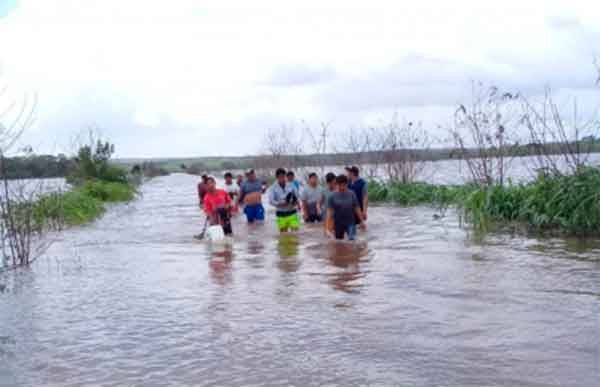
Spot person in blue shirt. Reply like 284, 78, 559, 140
346, 166, 368, 223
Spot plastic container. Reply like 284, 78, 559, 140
207, 225, 225, 242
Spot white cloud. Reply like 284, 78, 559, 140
0, 0, 598, 157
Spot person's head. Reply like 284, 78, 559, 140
206, 176, 217, 191
308, 172, 318, 187
286, 171, 295, 182
201, 174, 209, 183
345, 166, 359, 181
247, 169, 256, 181
325, 172, 337, 191
224, 172, 233, 184
236, 174, 244, 184
275, 168, 287, 185
336, 174, 349, 191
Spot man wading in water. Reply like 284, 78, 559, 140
238, 169, 265, 224
300, 172, 325, 223
269, 168, 301, 233
197, 174, 209, 207
203, 176, 233, 235
326, 174, 366, 240
223, 172, 240, 213
346, 166, 368, 223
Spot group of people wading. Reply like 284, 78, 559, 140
197, 166, 368, 240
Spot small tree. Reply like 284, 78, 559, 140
450, 83, 521, 187
67, 128, 126, 184
376, 115, 431, 183
520, 87, 599, 177
0, 89, 55, 270
301, 121, 332, 177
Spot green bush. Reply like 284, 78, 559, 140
368, 180, 473, 207
34, 190, 105, 226
32, 180, 136, 228
81, 180, 135, 202
369, 167, 600, 235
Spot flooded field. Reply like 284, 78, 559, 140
1, 173, 599, 386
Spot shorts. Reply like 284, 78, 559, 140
334, 223, 357, 240
276, 212, 300, 231
244, 204, 264, 223
305, 214, 322, 223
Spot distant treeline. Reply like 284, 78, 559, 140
1, 154, 77, 179
3, 154, 171, 180
117, 139, 600, 175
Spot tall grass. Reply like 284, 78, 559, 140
33, 181, 135, 228
369, 180, 473, 207
369, 167, 600, 235
463, 167, 600, 234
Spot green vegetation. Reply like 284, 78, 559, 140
462, 168, 600, 234
369, 180, 472, 207
32, 140, 137, 229
370, 167, 600, 235
33, 190, 105, 226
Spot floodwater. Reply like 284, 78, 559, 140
1, 173, 599, 387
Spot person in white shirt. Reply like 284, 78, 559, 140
223, 172, 240, 213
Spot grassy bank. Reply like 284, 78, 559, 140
369, 167, 600, 235
33, 180, 136, 227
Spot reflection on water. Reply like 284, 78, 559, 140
325, 241, 369, 294
1, 174, 599, 387
277, 234, 301, 273
209, 245, 234, 286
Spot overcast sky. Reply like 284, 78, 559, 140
0, 0, 599, 158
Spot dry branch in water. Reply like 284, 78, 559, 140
0, 86, 56, 271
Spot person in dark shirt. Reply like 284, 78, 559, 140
346, 166, 368, 223
326, 175, 366, 240
197, 174, 209, 206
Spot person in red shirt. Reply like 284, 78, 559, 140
203, 176, 233, 235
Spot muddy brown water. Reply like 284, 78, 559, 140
1, 173, 599, 386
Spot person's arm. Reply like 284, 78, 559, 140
325, 207, 334, 235
268, 186, 280, 208
355, 207, 366, 229
238, 185, 246, 204
197, 184, 203, 206
316, 189, 324, 215
301, 201, 309, 220
224, 192, 232, 210
362, 183, 369, 220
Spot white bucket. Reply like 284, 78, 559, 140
207, 225, 225, 242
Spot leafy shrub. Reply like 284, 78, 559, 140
34, 190, 105, 226
370, 167, 600, 235
81, 180, 135, 202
